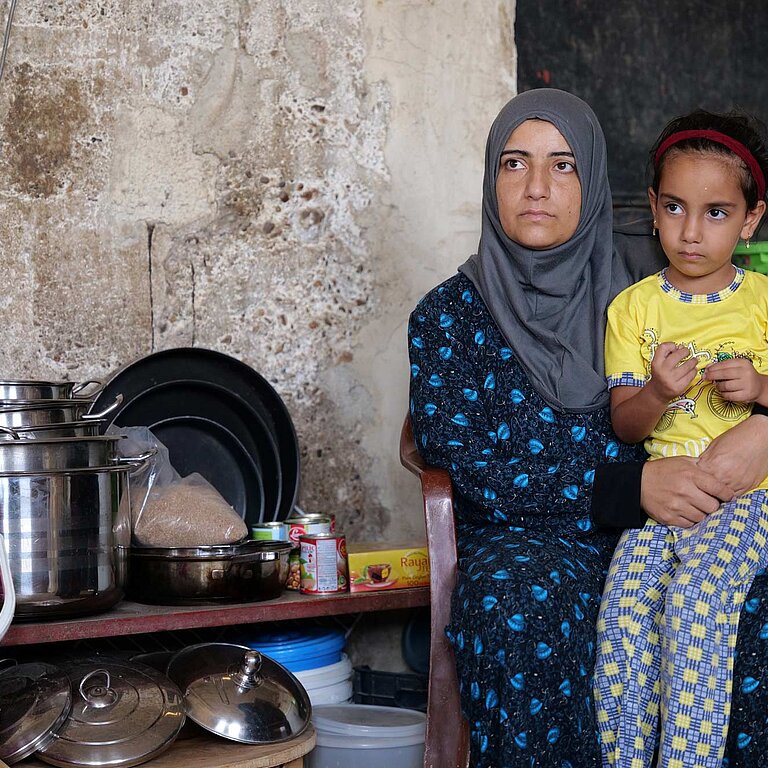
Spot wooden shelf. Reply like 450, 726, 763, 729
0, 587, 430, 646
21, 728, 317, 768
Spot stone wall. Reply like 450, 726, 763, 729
0, 0, 516, 540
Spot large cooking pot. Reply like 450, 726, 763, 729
0, 394, 122, 428
128, 540, 292, 604
0, 379, 102, 400
0, 432, 124, 472
0, 463, 139, 619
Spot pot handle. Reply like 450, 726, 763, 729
71, 379, 104, 398
82, 393, 124, 420
0, 426, 21, 440
114, 448, 157, 471
0, 534, 16, 642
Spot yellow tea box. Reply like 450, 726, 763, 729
347, 542, 430, 592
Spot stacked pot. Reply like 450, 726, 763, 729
0, 378, 143, 624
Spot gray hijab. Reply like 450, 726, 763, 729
460, 88, 640, 413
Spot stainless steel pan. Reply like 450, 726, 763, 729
0, 394, 122, 428
0, 379, 102, 400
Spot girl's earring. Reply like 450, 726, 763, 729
652, 220, 658, 237
746, 236, 751, 249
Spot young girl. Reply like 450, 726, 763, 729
594, 110, 768, 768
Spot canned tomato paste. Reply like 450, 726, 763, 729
299, 533, 349, 594
285, 515, 332, 590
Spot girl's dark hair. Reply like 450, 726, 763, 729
650, 109, 768, 209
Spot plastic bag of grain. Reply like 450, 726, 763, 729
111, 425, 247, 547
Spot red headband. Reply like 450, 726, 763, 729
654, 129, 766, 201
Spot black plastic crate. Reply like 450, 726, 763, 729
353, 665, 428, 712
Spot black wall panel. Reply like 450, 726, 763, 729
516, 1, 768, 210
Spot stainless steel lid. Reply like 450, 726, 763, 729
0, 662, 71, 763
131, 540, 293, 560
167, 643, 311, 744
36, 658, 185, 768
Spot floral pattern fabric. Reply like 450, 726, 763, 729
407, 273, 768, 768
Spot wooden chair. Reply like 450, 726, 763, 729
399, 416, 471, 768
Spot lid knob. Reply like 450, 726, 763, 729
79, 669, 118, 709
231, 650, 262, 690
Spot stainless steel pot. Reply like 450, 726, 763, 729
0, 464, 134, 619
0, 379, 102, 400
128, 540, 292, 604
0, 433, 124, 472
0, 420, 103, 439
0, 394, 122, 428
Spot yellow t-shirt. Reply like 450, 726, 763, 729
605, 267, 768, 490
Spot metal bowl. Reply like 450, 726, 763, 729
128, 540, 292, 604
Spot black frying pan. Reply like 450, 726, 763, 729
93, 348, 299, 520
113, 380, 281, 523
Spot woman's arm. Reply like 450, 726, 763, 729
592, 457, 733, 529
697, 412, 768, 497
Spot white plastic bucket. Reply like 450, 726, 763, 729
307, 678, 353, 706
295, 654, 353, 706
308, 704, 426, 768
295, 654, 352, 688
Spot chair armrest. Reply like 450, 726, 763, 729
400, 416, 469, 768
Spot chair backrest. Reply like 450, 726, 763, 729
399, 416, 470, 768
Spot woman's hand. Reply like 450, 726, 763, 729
698, 415, 768, 497
640, 456, 735, 528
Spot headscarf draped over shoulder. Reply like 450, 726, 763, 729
460, 88, 657, 413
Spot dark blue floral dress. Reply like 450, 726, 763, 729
408, 273, 768, 768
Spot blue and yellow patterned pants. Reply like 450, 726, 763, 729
593, 490, 768, 768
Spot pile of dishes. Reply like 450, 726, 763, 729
0, 379, 150, 621
0, 643, 311, 767
91, 348, 301, 530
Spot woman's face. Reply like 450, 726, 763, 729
495, 119, 582, 249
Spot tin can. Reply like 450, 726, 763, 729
286, 515, 332, 590
299, 533, 348, 594
250, 522, 288, 541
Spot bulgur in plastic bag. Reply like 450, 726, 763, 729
111, 425, 248, 547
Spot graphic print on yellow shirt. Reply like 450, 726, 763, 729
604, 268, 768, 489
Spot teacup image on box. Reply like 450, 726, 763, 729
347, 542, 429, 592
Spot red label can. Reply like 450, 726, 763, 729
285, 515, 332, 590
299, 533, 348, 594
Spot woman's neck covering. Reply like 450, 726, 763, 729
460, 88, 626, 413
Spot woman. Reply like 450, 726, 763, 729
407, 88, 768, 767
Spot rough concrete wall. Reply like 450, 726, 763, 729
0, 0, 515, 541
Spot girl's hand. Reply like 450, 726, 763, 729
647, 342, 698, 401
698, 414, 768, 496
640, 456, 734, 528
702, 358, 768, 404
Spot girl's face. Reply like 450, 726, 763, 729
649, 151, 766, 293
496, 119, 582, 250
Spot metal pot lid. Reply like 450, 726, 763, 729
166, 642, 311, 744
0, 662, 71, 764
36, 658, 184, 768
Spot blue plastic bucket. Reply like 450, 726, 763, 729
239, 627, 346, 672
